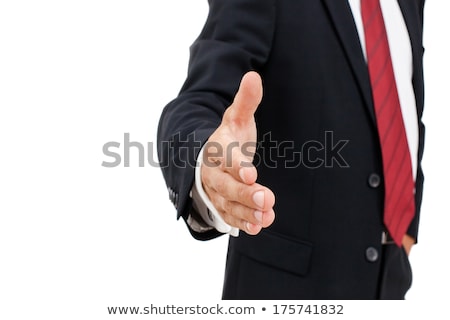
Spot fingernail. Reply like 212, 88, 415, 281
253, 191, 264, 209
254, 210, 263, 224
239, 168, 246, 182
246, 222, 258, 232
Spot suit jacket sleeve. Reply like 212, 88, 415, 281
157, 0, 276, 240
407, 0, 427, 242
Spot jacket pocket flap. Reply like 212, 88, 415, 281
231, 230, 313, 277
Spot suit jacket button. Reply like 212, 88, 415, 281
368, 173, 381, 188
365, 247, 379, 262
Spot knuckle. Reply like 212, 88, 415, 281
201, 168, 212, 186
214, 177, 227, 195
223, 106, 233, 119
203, 184, 213, 200
207, 190, 221, 209
222, 199, 232, 214
220, 209, 237, 227
236, 184, 248, 202
217, 209, 230, 224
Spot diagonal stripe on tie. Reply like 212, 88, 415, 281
361, 0, 415, 247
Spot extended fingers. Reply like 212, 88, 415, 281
205, 186, 275, 234
203, 165, 275, 212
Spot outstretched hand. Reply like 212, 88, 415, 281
201, 72, 276, 235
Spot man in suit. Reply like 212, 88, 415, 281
157, 0, 425, 299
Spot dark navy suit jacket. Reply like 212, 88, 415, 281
157, 0, 425, 299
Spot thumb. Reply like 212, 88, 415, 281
225, 71, 263, 124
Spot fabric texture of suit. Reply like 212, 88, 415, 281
157, 0, 426, 299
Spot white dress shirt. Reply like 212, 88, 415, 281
189, 0, 419, 236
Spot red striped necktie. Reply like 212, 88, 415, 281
361, 0, 415, 247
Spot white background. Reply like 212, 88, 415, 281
0, 1, 449, 319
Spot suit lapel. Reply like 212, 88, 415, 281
321, 0, 375, 124
397, 0, 425, 115
321, 0, 424, 122
397, 0, 422, 68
